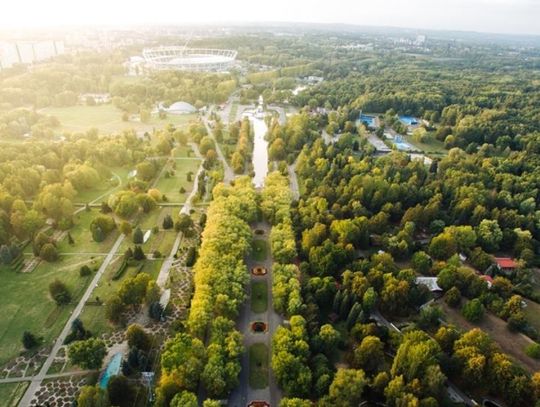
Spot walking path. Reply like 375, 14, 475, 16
203, 109, 234, 184
228, 222, 283, 407
287, 155, 300, 201
19, 234, 126, 406
156, 143, 204, 289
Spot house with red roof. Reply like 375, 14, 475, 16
495, 257, 518, 275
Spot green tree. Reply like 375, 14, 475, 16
49, 279, 71, 305
68, 338, 106, 369
22, 331, 39, 349
462, 299, 485, 323
161, 332, 206, 391
354, 335, 384, 374
133, 227, 144, 244
162, 214, 174, 229
77, 385, 109, 407
107, 375, 134, 407
126, 324, 152, 351
327, 368, 367, 406
477, 219, 503, 252
39, 243, 58, 262
170, 391, 198, 407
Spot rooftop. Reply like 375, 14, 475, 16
495, 257, 518, 269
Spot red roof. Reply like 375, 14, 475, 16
480, 275, 493, 283
495, 257, 517, 269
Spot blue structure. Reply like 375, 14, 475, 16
393, 135, 414, 151
358, 114, 376, 127
99, 353, 123, 389
399, 115, 419, 126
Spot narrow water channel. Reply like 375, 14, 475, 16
250, 116, 269, 188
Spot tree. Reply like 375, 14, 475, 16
354, 335, 384, 374
171, 391, 198, 407
68, 338, 106, 369
319, 324, 341, 354
22, 331, 39, 349
77, 385, 109, 407
162, 214, 174, 230
49, 279, 71, 305
126, 324, 152, 351
133, 245, 146, 260
279, 398, 312, 407
80, 264, 92, 277
327, 368, 367, 406
444, 286, 461, 308
119, 221, 132, 236
411, 251, 432, 275
107, 375, 134, 407
175, 213, 193, 233
105, 295, 126, 324
133, 227, 144, 244
462, 299, 485, 323
429, 233, 457, 260
477, 219, 503, 252
160, 332, 206, 391
39, 243, 58, 262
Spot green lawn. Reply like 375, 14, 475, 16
56, 209, 119, 254
0, 382, 29, 407
74, 167, 130, 204
251, 239, 268, 262
0, 255, 100, 365
41, 104, 197, 134
403, 134, 447, 156
251, 281, 268, 314
154, 159, 201, 203
249, 343, 269, 389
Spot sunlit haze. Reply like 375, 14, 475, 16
2, 0, 540, 35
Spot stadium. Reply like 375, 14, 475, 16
142, 46, 237, 72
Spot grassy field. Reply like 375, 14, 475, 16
0, 255, 100, 365
74, 167, 131, 204
251, 239, 268, 262
41, 105, 197, 134
251, 281, 268, 314
56, 209, 120, 254
80, 259, 163, 337
403, 134, 447, 156
0, 382, 29, 407
249, 343, 269, 389
154, 159, 201, 203
439, 300, 540, 373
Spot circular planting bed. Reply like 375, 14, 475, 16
251, 266, 267, 276
251, 321, 268, 333
248, 401, 270, 407
254, 229, 265, 236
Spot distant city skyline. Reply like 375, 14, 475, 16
2, 0, 540, 36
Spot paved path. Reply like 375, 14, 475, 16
203, 109, 234, 184
287, 155, 300, 201
228, 222, 283, 407
19, 234, 126, 406
156, 143, 204, 289
0, 370, 94, 384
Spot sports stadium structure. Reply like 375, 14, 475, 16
142, 46, 237, 72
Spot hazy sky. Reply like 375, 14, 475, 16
3, 0, 540, 35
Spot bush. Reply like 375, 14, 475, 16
68, 338, 106, 369
133, 246, 146, 261
126, 324, 152, 351
163, 214, 174, 230
133, 227, 144, 244
462, 299, 485, 323
80, 265, 92, 277
49, 279, 71, 305
185, 247, 197, 267
525, 342, 540, 359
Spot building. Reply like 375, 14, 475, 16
138, 46, 237, 72
159, 101, 197, 115
416, 277, 443, 293
0, 40, 64, 70
495, 257, 518, 273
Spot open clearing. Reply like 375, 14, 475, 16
0, 382, 29, 407
41, 104, 196, 134
249, 343, 269, 389
154, 158, 201, 203
439, 300, 540, 373
0, 255, 101, 365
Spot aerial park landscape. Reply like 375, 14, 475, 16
0, 3, 540, 406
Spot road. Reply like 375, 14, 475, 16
228, 222, 283, 407
19, 234, 126, 406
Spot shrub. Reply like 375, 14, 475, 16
163, 215, 174, 230
185, 247, 197, 267
126, 324, 152, 351
525, 343, 540, 359
133, 245, 146, 261
40, 243, 58, 262
133, 227, 144, 244
462, 299, 485, 323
